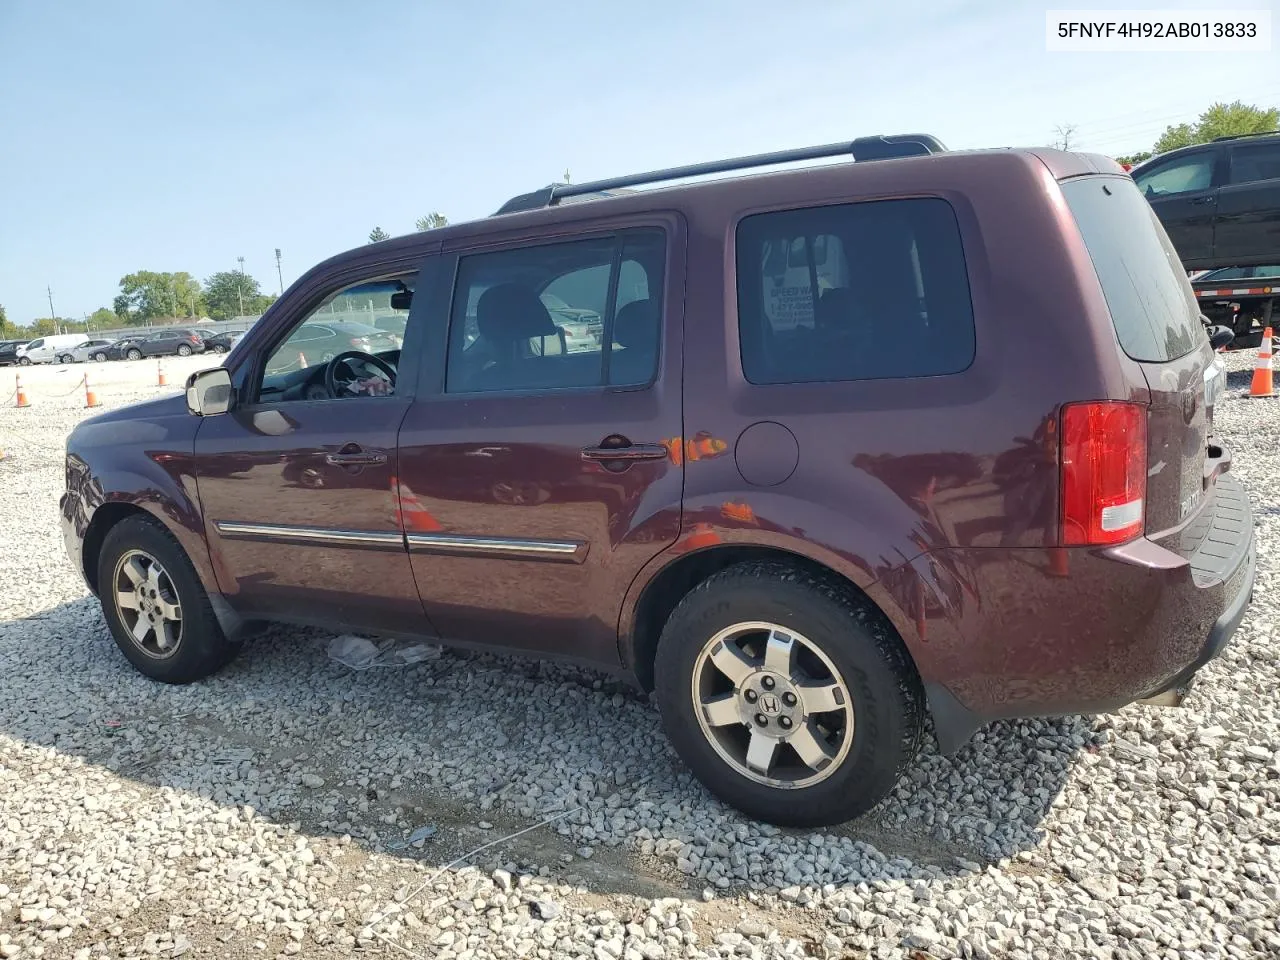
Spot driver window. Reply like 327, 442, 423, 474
260, 277, 413, 403
1134, 153, 1214, 198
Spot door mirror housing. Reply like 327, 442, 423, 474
186, 368, 234, 417
1207, 325, 1235, 350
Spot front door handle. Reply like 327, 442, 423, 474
1191, 196, 1217, 205
325, 444, 388, 466
582, 441, 669, 463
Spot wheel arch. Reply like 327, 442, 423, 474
620, 542, 924, 695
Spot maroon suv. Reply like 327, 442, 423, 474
60, 135, 1255, 827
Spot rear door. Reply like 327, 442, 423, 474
1062, 176, 1220, 549
1133, 147, 1223, 266
1215, 140, 1280, 266
397, 219, 684, 666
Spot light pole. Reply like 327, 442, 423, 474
275, 248, 284, 294
236, 257, 245, 317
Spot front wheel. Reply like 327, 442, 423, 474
211, 344, 227, 354
18, 356, 30, 365
654, 562, 923, 827
126, 348, 143, 361
93, 353, 107, 362
97, 515, 240, 683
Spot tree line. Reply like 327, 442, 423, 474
368, 212, 449, 244
1110, 100, 1278, 166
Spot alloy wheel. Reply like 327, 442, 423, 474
112, 549, 183, 659
691, 621, 854, 788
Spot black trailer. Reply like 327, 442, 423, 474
1192, 271, 1279, 344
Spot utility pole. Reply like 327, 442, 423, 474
236, 256, 245, 317
275, 248, 284, 294
47, 285, 56, 331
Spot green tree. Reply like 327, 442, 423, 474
1116, 150, 1153, 167
0, 304, 8, 337
113, 271, 202, 325
87, 307, 118, 330
203, 270, 275, 321
415, 212, 449, 231
1153, 101, 1279, 155
368, 226, 391, 243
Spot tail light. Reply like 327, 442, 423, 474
1060, 402, 1147, 546
350, 337, 370, 348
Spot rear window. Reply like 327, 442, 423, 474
736, 198, 975, 384
1062, 177, 1200, 363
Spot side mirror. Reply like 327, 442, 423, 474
186, 368, 234, 417
1207, 325, 1235, 350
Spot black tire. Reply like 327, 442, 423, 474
97, 514, 240, 683
126, 348, 143, 361
211, 344, 226, 354
93, 353, 107, 362
654, 561, 923, 827
18, 356, 30, 365
177, 344, 192, 356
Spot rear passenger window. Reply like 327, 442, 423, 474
1229, 143, 1280, 185
736, 198, 975, 384
446, 230, 665, 393
1062, 177, 1200, 363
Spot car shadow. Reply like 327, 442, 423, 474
0, 595, 1090, 899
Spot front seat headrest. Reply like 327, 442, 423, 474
475, 284, 558, 341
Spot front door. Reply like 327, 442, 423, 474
398, 222, 684, 666
193, 270, 432, 636
1134, 147, 1221, 264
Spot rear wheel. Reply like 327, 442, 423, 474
211, 344, 227, 354
93, 352, 107, 362
177, 344, 192, 357
97, 515, 240, 683
58, 354, 73, 363
654, 562, 923, 826
126, 348, 143, 361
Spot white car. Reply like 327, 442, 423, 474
68, 338, 118, 363
16, 333, 90, 364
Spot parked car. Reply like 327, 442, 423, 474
539, 293, 603, 353
265, 320, 400, 373
0, 340, 28, 366
16, 333, 90, 364
110, 328, 206, 360
1130, 131, 1280, 270
203, 330, 245, 355
61, 134, 1254, 827
69, 338, 118, 363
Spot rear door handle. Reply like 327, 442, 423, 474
1191, 196, 1217, 205
581, 442, 669, 462
325, 444, 388, 466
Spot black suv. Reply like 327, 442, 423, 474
1131, 131, 1280, 270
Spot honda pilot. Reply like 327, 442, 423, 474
61, 135, 1254, 826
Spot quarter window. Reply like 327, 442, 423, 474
736, 198, 975, 384
446, 229, 666, 393
1134, 153, 1215, 197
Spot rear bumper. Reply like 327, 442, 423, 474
920, 472, 1255, 753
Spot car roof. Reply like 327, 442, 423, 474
298, 144, 1119, 286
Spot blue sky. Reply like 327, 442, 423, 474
1, 0, 1277, 323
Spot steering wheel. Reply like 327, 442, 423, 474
323, 351, 397, 399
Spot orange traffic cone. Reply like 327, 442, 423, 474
157, 360, 167, 387
84, 373, 101, 408
15, 373, 29, 408
1249, 326, 1274, 398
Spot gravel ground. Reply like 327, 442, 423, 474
1, 351, 1278, 960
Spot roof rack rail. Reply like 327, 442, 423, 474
1212, 130, 1279, 142
492, 133, 947, 215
